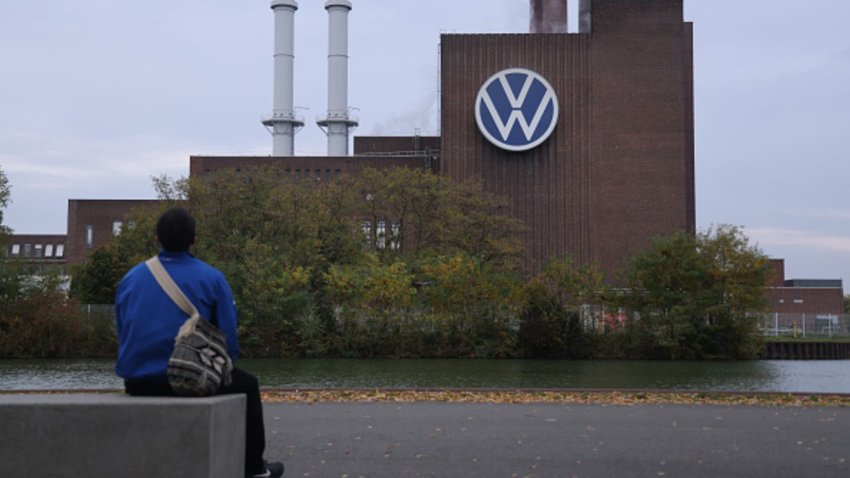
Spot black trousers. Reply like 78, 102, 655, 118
125, 367, 266, 473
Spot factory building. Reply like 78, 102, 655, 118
3, 0, 844, 326
10, 0, 697, 279
197, 0, 695, 277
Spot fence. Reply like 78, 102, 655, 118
760, 313, 850, 338
81, 304, 116, 330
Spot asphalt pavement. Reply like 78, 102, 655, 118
262, 402, 848, 478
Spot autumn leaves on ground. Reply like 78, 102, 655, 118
259, 389, 850, 407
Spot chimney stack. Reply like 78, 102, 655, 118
263, 0, 303, 156
530, 0, 568, 34
318, 0, 358, 156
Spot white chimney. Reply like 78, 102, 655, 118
317, 0, 358, 156
263, 0, 303, 156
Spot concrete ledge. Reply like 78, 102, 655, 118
0, 393, 246, 478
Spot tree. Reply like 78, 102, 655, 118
0, 165, 19, 308
0, 165, 10, 236
336, 168, 524, 268
844, 295, 850, 315
71, 168, 528, 357
620, 225, 770, 359
518, 256, 605, 358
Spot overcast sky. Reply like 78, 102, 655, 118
1, 0, 848, 286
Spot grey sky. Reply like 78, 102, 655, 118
1, 0, 848, 285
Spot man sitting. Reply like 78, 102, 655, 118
115, 207, 284, 478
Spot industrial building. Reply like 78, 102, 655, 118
195, 0, 696, 277
3, 0, 844, 318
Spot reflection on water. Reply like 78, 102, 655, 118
1, 358, 848, 393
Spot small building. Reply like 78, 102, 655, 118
3, 199, 159, 268
765, 259, 846, 336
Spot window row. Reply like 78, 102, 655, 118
362, 220, 401, 251
201, 168, 344, 181
283, 169, 343, 181
8, 243, 65, 258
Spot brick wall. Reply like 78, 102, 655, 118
66, 200, 160, 265
440, 0, 694, 278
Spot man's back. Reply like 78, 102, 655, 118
114, 251, 239, 382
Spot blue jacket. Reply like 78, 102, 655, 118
115, 251, 240, 382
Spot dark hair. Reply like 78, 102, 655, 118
156, 208, 196, 252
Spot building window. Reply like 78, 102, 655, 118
34, 244, 43, 258
45, 244, 54, 257
11, 244, 20, 256
793, 299, 804, 304
361, 221, 372, 247
112, 220, 123, 236
85, 225, 94, 249
23, 243, 32, 257
376, 220, 386, 249
390, 222, 401, 251
55, 244, 65, 257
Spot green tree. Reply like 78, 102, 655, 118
517, 256, 605, 358
337, 168, 524, 268
844, 295, 850, 314
0, 165, 20, 312
620, 225, 770, 359
71, 167, 527, 358
0, 165, 10, 236
418, 253, 522, 357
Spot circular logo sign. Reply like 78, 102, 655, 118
475, 68, 559, 152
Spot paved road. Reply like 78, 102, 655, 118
263, 402, 848, 478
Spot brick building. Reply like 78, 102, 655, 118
441, 1, 694, 275
194, 0, 695, 278
3, 200, 158, 269
3, 234, 68, 271
767, 259, 844, 316
14, 0, 695, 280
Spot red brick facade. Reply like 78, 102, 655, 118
189, 155, 436, 179
66, 200, 160, 266
766, 259, 844, 315
440, 0, 695, 277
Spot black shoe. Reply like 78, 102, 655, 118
247, 460, 284, 478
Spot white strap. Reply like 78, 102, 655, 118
145, 256, 200, 319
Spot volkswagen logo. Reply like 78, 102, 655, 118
475, 68, 559, 152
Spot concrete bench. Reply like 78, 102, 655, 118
0, 393, 246, 478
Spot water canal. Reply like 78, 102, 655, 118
2, 359, 849, 393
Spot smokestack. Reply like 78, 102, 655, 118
530, 0, 568, 34
579, 0, 593, 33
263, 0, 303, 156
318, 0, 358, 156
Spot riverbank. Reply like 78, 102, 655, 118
3, 358, 850, 393
258, 388, 850, 407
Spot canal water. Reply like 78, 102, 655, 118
1, 359, 849, 393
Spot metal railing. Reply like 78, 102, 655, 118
760, 313, 850, 338
81, 304, 116, 329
